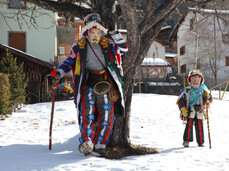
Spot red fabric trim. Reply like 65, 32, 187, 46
187, 118, 192, 140
198, 119, 203, 144
91, 105, 96, 144
81, 84, 88, 141
95, 105, 102, 141
91, 70, 105, 74
109, 50, 114, 63
90, 122, 95, 144
188, 74, 204, 84
115, 53, 121, 66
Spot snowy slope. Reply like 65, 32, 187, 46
0, 92, 229, 171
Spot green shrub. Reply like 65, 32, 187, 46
0, 73, 12, 117
0, 50, 28, 111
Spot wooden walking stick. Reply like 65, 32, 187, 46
49, 57, 58, 150
206, 101, 212, 149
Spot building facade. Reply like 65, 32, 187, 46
0, 0, 57, 62
177, 8, 229, 82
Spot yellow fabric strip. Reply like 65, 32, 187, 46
75, 56, 80, 75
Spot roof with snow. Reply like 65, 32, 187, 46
165, 53, 177, 58
0, 44, 52, 69
161, 26, 172, 30
141, 58, 170, 66
189, 8, 229, 15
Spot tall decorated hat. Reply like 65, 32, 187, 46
81, 13, 108, 37
188, 69, 204, 84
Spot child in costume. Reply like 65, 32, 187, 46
176, 70, 213, 147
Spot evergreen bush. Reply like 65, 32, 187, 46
0, 73, 12, 117
0, 50, 28, 110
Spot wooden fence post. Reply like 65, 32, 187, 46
183, 73, 185, 88
138, 69, 141, 93
221, 81, 229, 100
219, 77, 221, 100
209, 78, 211, 94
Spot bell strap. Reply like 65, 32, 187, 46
87, 69, 107, 81
88, 69, 106, 74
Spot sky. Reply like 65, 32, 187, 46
0, 91, 229, 171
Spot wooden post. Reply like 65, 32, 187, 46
209, 78, 212, 94
138, 69, 141, 93
183, 73, 186, 88
219, 77, 221, 100
46, 76, 49, 101
49, 57, 58, 150
221, 81, 229, 100
206, 101, 212, 149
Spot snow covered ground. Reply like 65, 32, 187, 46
0, 91, 229, 171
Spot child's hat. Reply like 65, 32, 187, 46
81, 13, 108, 37
188, 70, 204, 84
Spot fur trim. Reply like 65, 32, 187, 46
188, 70, 204, 84
82, 21, 108, 37
77, 38, 86, 49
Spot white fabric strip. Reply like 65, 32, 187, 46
100, 94, 109, 138
108, 68, 125, 108
88, 90, 93, 128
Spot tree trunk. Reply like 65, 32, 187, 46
97, 0, 182, 148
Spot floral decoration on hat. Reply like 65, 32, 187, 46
82, 13, 108, 37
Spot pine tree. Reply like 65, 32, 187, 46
0, 50, 28, 110
0, 73, 12, 117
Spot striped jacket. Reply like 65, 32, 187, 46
57, 32, 128, 118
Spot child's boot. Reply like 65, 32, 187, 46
183, 141, 189, 147
198, 143, 204, 147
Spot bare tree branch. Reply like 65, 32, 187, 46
21, 0, 92, 19
139, 0, 183, 36
145, 0, 155, 20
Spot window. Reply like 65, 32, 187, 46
226, 56, 229, 66
9, 32, 26, 52
180, 64, 186, 73
180, 46, 185, 56
190, 19, 194, 30
59, 47, 65, 55
8, 0, 26, 9
222, 34, 229, 44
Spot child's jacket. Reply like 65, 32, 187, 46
177, 85, 212, 119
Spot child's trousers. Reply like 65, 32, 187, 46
183, 117, 204, 144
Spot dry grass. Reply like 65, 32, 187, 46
95, 144, 158, 159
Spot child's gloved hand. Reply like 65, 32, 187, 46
181, 107, 188, 117
205, 91, 210, 98
205, 91, 213, 103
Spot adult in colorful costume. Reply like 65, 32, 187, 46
56, 13, 128, 155
176, 70, 212, 147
